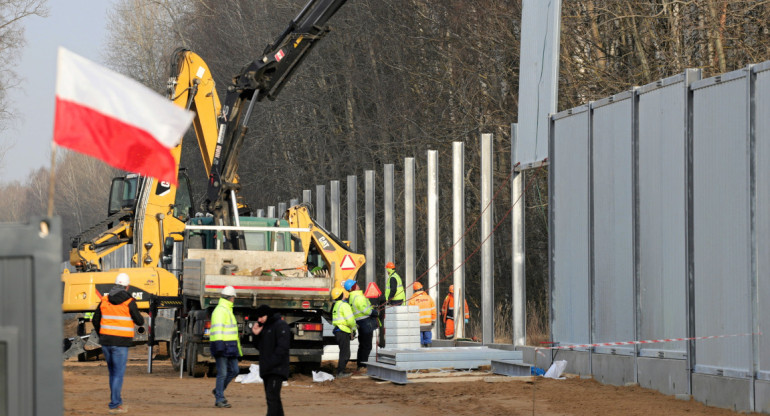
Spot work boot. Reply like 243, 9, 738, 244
336, 372, 352, 378
108, 405, 128, 414
215, 401, 232, 408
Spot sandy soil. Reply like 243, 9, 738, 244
63, 346, 759, 416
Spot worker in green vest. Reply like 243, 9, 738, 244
331, 287, 356, 378
210, 286, 242, 408
384, 262, 405, 306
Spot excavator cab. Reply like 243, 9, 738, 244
107, 174, 141, 216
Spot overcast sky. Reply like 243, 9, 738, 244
0, 1, 116, 184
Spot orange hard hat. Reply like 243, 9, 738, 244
449, 285, 454, 294
413, 281, 423, 291
385, 262, 395, 269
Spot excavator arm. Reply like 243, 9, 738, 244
205, 0, 348, 220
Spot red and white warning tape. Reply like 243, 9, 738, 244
536, 331, 762, 356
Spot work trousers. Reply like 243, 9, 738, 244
356, 317, 375, 368
334, 330, 351, 374
214, 355, 239, 403
263, 374, 285, 416
102, 345, 129, 410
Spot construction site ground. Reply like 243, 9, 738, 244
63, 346, 759, 416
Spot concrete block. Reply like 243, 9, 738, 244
692, 373, 753, 413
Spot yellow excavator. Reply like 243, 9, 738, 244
62, 0, 359, 370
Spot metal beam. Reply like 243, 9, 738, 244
365, 170, 376, 285
404, 158, 416, 298
384, 164, 394, 265
347, 175, 357, 251
481, 133, 494, 344
452, 142, 466, 339
316, 184, 326, 228
511, 124, 526, 346
331, 180, 340, 236
427, 149, 439, 339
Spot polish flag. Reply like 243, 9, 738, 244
53, 47, 193, 185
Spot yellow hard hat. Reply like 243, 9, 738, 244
331, 287, 345, 300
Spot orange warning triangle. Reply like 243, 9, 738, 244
340, 254, 356, 270
364, 282, 382, 298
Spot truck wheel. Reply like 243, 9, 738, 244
170, 330, 183, 371
186, 342, 207, 378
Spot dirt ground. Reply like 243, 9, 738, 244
62, 346, 761, 416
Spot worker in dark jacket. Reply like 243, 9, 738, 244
251, 305, 290, 416
92, 273, 144, 414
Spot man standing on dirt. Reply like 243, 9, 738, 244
251, 305, 290, 416
344, 279, 378, 372
331, 287, 356, 378
92, 273, 144, 414
210, 285, 242, 408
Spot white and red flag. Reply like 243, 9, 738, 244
53, 47, 193, 185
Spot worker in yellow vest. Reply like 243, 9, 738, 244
384, 262, 405, 306
92, 273, 144, 414
210, 286, 242, 408
408, 282, 436, 347
331, 287, 357, 378
345, 279, 378, 372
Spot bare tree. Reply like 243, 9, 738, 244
0, 0, 48, 130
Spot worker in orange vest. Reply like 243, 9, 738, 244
441, 285, 469, 339
408, 282, 436, 347
92, 273, 144, 414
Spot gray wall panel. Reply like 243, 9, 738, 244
551, 108, 590, 345
591, 96, 634, 349
755, 66, 770, 378
637, 77, 688, 355
692, 71, 752, 375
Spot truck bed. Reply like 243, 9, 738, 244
183, 249, 332, 305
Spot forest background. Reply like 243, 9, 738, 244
1, 0, 767, 342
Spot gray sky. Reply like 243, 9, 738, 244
0, 0, 116, 184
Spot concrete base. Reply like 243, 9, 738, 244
592, 354, 635, 386
637, 357, 688, 396
517, 345, 554, 371
692, 373, 753, 413
755, 378, 770, 413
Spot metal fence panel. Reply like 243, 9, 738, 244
754, 63, 770, 380
691, 69, 752, 377
550, 106, 591, 345
591, 93, 634, 354
0, 217, 63, 416
637, 75, 689, 357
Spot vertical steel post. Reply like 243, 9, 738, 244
404, 158, 416, 299
316, 185, 326, 228
365, 170, 376, 285
267, 206, 276, 218
256, 209, 264, 217
347, 175, 358, 252
303, 189, 312, 205
277, 202, 287, 217
385, 164, 395, 265
481, 133, 494, 344
452, 142, 466, 339
511, 125, 526, 346
331, 180, 340, 236
290, 198, 299, 207
428, 150, 439, 340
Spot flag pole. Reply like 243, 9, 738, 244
47, 142, 57, 218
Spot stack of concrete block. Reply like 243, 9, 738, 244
381, 305, 421, 350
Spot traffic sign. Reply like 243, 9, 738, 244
340, 254, 356, 270
364, 282, 382, 298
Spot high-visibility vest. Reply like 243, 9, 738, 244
385, 270, 405, 302
349, 290, 372, 321
332, 300, 357, 333
210, 298, 242, 356
98, 298, 135, 338
408, 290, 436, 326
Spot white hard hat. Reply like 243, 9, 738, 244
221, 286, 236, 297
115, 273, 130, 287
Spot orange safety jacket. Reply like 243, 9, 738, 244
441, 294, 469, 322
408, 290, 436, 327
98, 298, 135, 338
